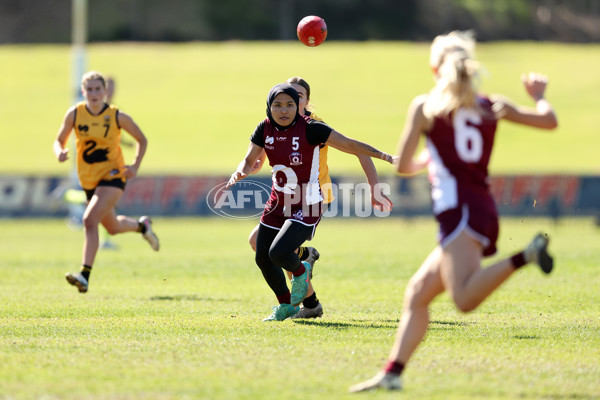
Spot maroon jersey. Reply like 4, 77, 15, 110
425, 96, 498, 216
250, 115, 330, 227
426, 96, 500, 256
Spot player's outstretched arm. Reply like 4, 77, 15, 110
326, 130, 393, 164
491, 72, 558, 130
250, 150, 267, 174
356, 155, 393, 212
226, 143, 264, 188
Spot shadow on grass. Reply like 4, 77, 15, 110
430, 320, 471, 326
149, 294, 229, 302
429, 320, 474, 331
515, 392, 596, 400
294, 319, 476, 330
512, 335, 540, 340
293, 319, 398, 330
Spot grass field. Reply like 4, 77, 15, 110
1, 217, 599, 399
1, 40, 598, 399
0, 41, 599, 176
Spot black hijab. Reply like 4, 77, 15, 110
266, 83, 300, 131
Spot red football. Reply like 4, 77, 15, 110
297, 16, 327, 47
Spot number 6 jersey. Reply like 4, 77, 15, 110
425, 96, 498, 216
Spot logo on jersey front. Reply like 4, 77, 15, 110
272, 164, 298, 194
265, 135, 275, 150
83, 140, 109, 164
289, 152, 303, 166
292, 209, 304, 220
78, 124, 89, 132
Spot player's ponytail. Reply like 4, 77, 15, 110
424, 31, 480, 120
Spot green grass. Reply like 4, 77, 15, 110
1, 40, 598, 399
1, 217, 599, 399
0, 41, 598, 176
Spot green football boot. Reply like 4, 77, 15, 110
290, 261, 311, 306
262, 303, 300, 322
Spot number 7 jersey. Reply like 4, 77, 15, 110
425, 96, 498, 216
73, 102, 126, 190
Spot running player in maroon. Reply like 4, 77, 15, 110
227, 83, 395, 321
350, 30, 558, 392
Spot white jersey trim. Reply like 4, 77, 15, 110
259, 219, 319, 241
427, 139, 458, 215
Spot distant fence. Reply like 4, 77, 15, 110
2, 0, 600, 43
0, 174, 598, 219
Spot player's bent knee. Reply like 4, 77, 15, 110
104, 226, 119, 235
451, 295, 478, 313
82, 215, 99, 231
268, 248, 285, 267
248, 235, 257, 252
404, 286, 424, 311
255, 252, 270, 270
268, 248, 296, 270
248, 226, 259, 252
404, 276, 430, 309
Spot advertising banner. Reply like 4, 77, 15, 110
0, 175, 598, 219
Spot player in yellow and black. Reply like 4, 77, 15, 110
247, 76, 394, 318
53, 71, 159, 293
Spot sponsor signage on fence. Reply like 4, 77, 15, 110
0, 175, 598, 218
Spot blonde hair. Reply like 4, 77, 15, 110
285, 76, 310, 100
81, 70, 106, 88
424, 31, 480, 120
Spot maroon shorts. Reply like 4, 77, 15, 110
260, 197, 322, 239
436, 203, 499, 257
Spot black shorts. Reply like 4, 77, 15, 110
84, 178, 126, 201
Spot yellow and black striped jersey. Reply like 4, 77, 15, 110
73, 102, 126, 189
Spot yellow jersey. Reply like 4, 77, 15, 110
73, 102, 126, 190
309, 111, 333, 204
